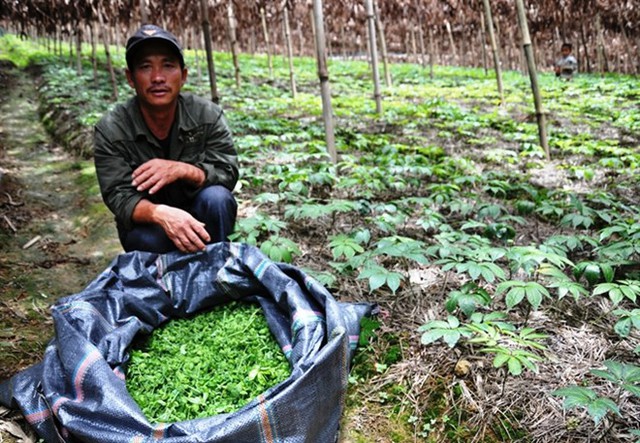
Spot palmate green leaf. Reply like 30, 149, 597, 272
623, 384, 640, 397
418, 315, 464, 348
505, 287, 525, 309
455, 261, 505, 283
369, 273, 387, 292
493, 351, 510, 368
507, 356, 523, 376
260, 236, 301, 263
552, 386, 597, 408
593, 281, 640, 305
613, 308, 640, 338
482, 262, 506, 282
328, 234, 365, 260
591, 360, 640, 387
484, 348, 541, 376
445, 283, 492, 317
357, 265, 405, 294
587, 398, 621, 425
419, 329, 444, 346
497, 280, 550, 310
552, 386, 621, 425
442, 330, 462, 348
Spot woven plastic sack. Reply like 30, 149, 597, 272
0, 242, 374, 442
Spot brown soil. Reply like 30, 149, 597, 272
0, 62, 121, 442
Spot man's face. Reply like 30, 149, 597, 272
561, 46, 571, 57
126, 41, 187, 110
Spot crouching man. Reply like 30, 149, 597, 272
94, 24, 238, 253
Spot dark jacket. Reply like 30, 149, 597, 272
94, 93, 238, 231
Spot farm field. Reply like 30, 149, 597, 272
1, 33, 640, 442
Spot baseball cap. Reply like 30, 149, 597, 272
125, 24, 185, 69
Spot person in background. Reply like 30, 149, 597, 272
94, 24, 238, 254
554, 42, 578, 80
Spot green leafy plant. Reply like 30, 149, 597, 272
329, 234, 366, 260
592, 280, 640, 305
590, 360, 640, 397
418, 315, 470, 348
466, 319, 547, 376
551, 386, 621, 425
230, 213, 287, 245
260, 235, 301, 263
495, 280, 550, 311
573, 261, 615, 286
445, 282, 492, 317
127, 302, 290, 422
612, 308, 640, 340
552, 360, 640, 428
560, 197, 597, 229
357, 264, 404, 294
538, 264, 589, 301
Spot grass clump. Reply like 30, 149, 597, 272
126, 301, 291, 423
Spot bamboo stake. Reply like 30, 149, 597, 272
481, 0, 504, 106
90, 22, 98, 86
515, 0, 549, 161
68, 25, 73, 67
418, 18, 427, 70
596, 14, 608, 74
75, 27, 82, 75
199, 0, 219, 103
579, 23, 591, 73
193, 26, 202, 84
260, 7, 273, 80
445, 20, 457, 65
283, 4, 297, 98
374, 0, 391, 87
410, 25, 417, 62
311, 0, 337, 164
227, 1, 241, 87
97, 5, 118, 101
365, 0, 382, 115
479, 11, 488, 75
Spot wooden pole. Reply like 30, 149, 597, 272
311, 0, 337, 164
515, 0, 549, 161
481, 0, 504, 106
227, 1, 241, 87
199, 0, 219, 103
97, 5, 118, 101
283, 4, 297, 98
596, 14, 608, 74
75, 26, 83, 75
365, 0, 382, 115
260, 7, 274, 79
374, 0, 391, 87
428, 26, 435, 79
479, 11, 488, 75
193, 26, 203, 84
445, 20, 457, 65
90, 21, 98, 86
418, 19, 427, 69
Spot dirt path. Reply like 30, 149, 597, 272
0, 64, 121, 441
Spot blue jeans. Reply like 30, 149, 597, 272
118, 185, 237, 253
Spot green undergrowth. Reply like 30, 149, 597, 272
126, 301, 290, 423
5, 32, 640, 440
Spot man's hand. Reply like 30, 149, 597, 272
132, 159, 205, 195
154, 205, 211, 253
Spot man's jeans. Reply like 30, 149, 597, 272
118, 185, 237, 253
